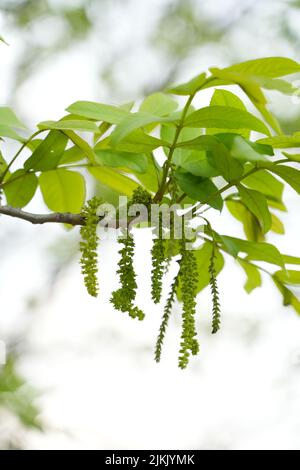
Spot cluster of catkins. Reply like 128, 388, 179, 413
79, 187, 221, 369
79, 196, 101, 297
110, 187, 152, 321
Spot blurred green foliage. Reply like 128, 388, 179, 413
2, 0, 300, 105
0, 355, 41, 449
1, 0, 93, 90
152, 0, 223, 58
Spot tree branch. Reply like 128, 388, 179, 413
0, 205, 147, 229
0, 205, 85, 226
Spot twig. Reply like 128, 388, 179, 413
0, 205, 85, 225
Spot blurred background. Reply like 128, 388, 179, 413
1, 0, 300, 450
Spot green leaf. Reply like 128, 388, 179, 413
174, 149, 220, 178
24, 130, 68, 171
273, 278, 300, 315
26, 139, 43, 151
0, 150, 9, 177
39, 169, 85, 213
96, 129, 166, 153
95, 149, 148, 173
208, 89, 250, 138
209, 69, 267, 104
176, 134, 219, 152
161, 123, 201, 166
111, 112, 176, 145
93, 121, 112, 145
247, 141, 274, 156
226, 200, 263, 242
59, 146, 86, 165
139, 92, 178, 116
283, 255, 300, 265
116, 133, 167, 153
167, 73, 207, 95
282, 152, 300, 163
4, 170, 38, 208
257, 134, 300, 148
184, 106, 270, 135
164, 127, 218, 177
66, 101, 129, 124
238, 184, 272, 233
175, 136, 221, 182
268, 199, 287, 212
242, 168, 284, 200
217, 134, 269, 163
208, 143, 244, 182
89, 167, 139, 196
175, 170, 223, 210
271, 213, 285, 234
270, 165, 300, 195
210, 61, 295, 134
0, 107, 26, 129
221, 236, 284, 267
62, 130, 96, 164
210, 89, 246, 108
0, 124, 25, 142
238, 259, 262, 293
275, 270, 300, 285
120, 130, 168, 153
38, 119, 100, 133
133, 153, 162, 193
201, 77, 231, 90
222, 57, 300, 78
218, 234, 240, 257
161, 121, 201, 143
256, 77, 298, 95
194, 243, 224, 294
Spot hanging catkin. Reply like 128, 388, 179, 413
178, 239, 199, 369
209, 244, 221, 334
79, 197, 101, 297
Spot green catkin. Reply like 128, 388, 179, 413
80, 197, 101, 297
111, 187, 152, 320
164, 212, 178, 274
178, 240, 199, 369
154, 276, 179, 362
110, 234, 144, 320
151, 239, 165, 303
209, 245, 221, 334
151, 214, 166, 303
130, 186, 152, 209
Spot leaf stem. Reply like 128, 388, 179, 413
0, 129, 46, 183
197, 233, 272, 276
189, 158, 289, 217
153, 93, 196, 202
